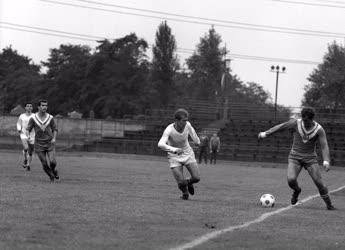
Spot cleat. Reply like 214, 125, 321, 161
22, 164, 27, 169
291, 188, 301, 205
26, 165, 30, 171
52, 170, 59, 180
49, 175, 55, 182
180, 193, 189, 200
187, 183, 195, 195
327, 205, 336, 210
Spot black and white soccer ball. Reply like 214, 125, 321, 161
260, 194, 275, 207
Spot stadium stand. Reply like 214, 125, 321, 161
1, 102, 345, 166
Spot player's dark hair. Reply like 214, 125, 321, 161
38, 99, 48, 106
301, 107, 315, 120
174, 108, 189, 120
24, 102, 32, 107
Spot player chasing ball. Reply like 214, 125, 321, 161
258, 107, 335, 210
17, 102, 35, 171
158, 109, 201, 200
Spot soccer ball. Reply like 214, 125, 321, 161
260, 194, 275, 207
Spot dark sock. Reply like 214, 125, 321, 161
321, 194, 332, 206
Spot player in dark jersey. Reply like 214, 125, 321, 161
258, 107, 335, 210
27, 100, 59, 182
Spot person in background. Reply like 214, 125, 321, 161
198, 133, 209, 165
209, 133, 221, 164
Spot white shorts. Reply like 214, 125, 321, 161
20, 133, 34, 145
167, 150, 197, 168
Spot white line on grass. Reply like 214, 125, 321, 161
169, 185, 345, 250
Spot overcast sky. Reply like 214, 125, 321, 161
1, 0, 345, 107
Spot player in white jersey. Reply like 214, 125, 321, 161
17, 102, 35, 170
258, 107, 335, 210
158, 109, 201, 200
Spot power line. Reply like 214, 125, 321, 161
60, 0, 345, 36
314, 0, 345, 4
0, 25, 97, 41
0, 21, 105, 40
272, 0, 345, 8
39, 0, 345, 38
0, 22, 321, 65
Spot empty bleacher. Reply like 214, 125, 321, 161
82, 102, 345, 166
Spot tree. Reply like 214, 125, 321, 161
186, 27, 226, 100
151, 21, 179, 108
236, 81, 272, 104
0, 47, 42, 113
85, 33, 150, 118
303, 42, 345, 112
41, 44, 92, 115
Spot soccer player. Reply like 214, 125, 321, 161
27, 100, 59, 182
258, 107, 335, 210
17, 102, 35, 170
158, 109, 201, 200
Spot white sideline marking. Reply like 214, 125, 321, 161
169, 185, 345, 250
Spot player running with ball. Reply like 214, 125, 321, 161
158, 109, 201, 200
258, 107, 335, 210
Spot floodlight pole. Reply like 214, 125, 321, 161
222, 58, 231, 120
270, 65, 286, 122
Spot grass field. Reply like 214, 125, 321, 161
1, 150, 345, 250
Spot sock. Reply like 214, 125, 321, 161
178, 181, 188, 194
321, 194, 333, 206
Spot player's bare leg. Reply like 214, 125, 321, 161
185, 162, 200, 196
307, 163, 335, 210
20, 138, 29, 169
26, 143, 34, 171
171, 166, 189, 200
287, 159, 303, 205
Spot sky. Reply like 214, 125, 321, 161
1, 0, 345, 108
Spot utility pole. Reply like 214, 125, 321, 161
270, 65, 286, 122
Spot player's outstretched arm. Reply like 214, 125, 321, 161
318, 128, 331, 172
258, 119, 296, 139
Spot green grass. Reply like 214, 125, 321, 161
1, 150, 345, 250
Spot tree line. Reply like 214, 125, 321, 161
1, 22, 344, 119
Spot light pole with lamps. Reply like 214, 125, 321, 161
270, 65, 286, 122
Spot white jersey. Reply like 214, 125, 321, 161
17, 113, 35, 143
158, 121, 200, 156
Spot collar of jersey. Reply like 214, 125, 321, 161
33, 113, 52, 131
297, 119, 320, 143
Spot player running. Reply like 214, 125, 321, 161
17, 102, 35, 170
27, 100, 59, 182
258, 107, 335, 210
158, 109, 201, 200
